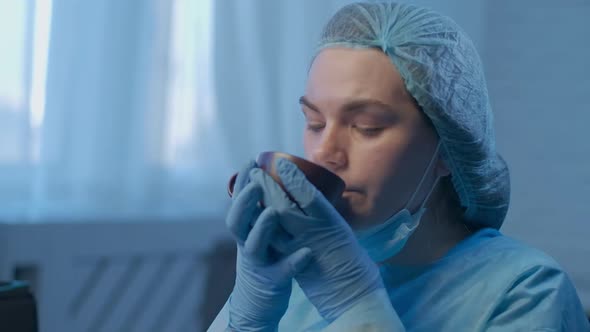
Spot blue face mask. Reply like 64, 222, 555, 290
356, 143, 442, 262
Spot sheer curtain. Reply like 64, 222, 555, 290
0, 0, 355, 223
0, 0, 232, 222
0, 0, 53, 221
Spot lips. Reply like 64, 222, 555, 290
343, 187, 362, 194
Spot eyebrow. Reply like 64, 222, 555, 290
298, 96, 396, 114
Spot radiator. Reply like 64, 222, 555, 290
0, 221, 236, 332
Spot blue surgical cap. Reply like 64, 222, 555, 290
314, 2, 510, 229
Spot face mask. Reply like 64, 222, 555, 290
356, 143, 442, 262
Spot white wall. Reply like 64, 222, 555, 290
483, 0, 590, 307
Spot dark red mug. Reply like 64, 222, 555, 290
228, 151, 345, 205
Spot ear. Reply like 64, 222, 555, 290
435, 156, 451, 178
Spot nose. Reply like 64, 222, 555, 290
310, 125, 347, 173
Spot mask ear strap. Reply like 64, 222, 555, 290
406, 142, 442, 210
419, 174, 441, 210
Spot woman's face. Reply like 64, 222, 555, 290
302, 47, 440, 229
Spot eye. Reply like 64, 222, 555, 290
355, 126, 384, 137
306, 122, 325, 133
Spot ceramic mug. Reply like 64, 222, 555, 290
227, 151, 345, 205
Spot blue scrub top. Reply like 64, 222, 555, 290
277, 228, 589, 331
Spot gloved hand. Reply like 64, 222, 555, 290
226, 160, 313, 331
248, 158, 384, 323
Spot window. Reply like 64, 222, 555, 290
0, 0, 228, 222
0, 0, 51, 163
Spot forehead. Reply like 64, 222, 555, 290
305, 47, 411, 106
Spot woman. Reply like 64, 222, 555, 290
209, 2, 589, 331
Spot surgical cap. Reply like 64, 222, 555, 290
314, 2, 510, 229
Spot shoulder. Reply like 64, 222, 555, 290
467, 230, 589, 330
461, 229, 571, 299
384, 229, 589, 330
472, 229, 561, 271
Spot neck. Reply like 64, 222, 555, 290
385, 203, 473, 266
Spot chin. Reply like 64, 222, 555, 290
334, 198, 372, 230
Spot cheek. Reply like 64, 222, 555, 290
303, 131, 317, 160
354, 144, 406, 186
365, 133, 437, 207
351, 132, 416, 194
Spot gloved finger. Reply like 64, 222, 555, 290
269, 225, 296, 255
249, 167, 297, 211
226, 182, 264, 244
233, 159, 258, 198
274, 208, 314, 237
277, 247, 313, 278
275, 158, 332, 218
243, 207, 280, 262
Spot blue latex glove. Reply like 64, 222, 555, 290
226, 160, 313, 331
248, 158, 384, 323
